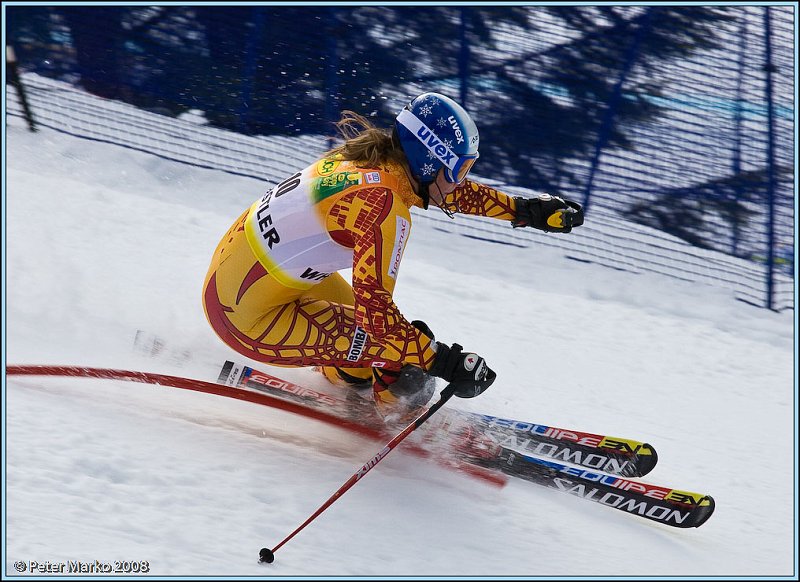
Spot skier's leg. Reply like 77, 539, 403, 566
300, 274, 373, 386
202, 213, 390, 375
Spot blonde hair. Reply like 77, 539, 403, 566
324, 111, 408, 167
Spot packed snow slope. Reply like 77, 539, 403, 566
5, 118, 796, 578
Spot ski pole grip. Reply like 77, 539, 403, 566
440, 383, 458, 400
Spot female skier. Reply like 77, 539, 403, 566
202, 92, 584, 422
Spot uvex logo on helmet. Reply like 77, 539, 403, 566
415, 126, 456, 166
448, 116, 464, 144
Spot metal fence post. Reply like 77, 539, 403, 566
7, 45, 37, 131
581, 7, 654, 214
459, 7, 470, 108
762, 7, 777, 310
730, 16, 747, 257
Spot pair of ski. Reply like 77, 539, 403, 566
217, 360, 714, 529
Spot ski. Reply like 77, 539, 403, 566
133, 326, 656, 479
217, 359, 713, 527
216, 360, 506, 486
132, 332, 711, 529
217, 360, 657, 478
216, 359, 381, 422
430, 410, 657, 478
476, 447, 715, 528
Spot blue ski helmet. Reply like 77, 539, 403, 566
395, 92, 479, 185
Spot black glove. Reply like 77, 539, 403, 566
512, 195, 584, 233
429, 342, 496, 398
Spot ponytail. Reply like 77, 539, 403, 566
324, 111, 407, 167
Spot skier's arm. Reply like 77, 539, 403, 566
348, 189, 437, 370
443, 180, 518, 220
445, 180, 585, 234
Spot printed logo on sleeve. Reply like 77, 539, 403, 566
387, 217, 410, 279
347, 326, 368, 362
365, 171, 381, 184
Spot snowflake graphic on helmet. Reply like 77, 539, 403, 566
395, 92, 480, 186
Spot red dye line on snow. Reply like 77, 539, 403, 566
7, 364, 506, 487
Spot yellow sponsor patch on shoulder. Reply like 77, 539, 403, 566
317, 158, 341, 176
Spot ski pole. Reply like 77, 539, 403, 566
259, 384, 458, 564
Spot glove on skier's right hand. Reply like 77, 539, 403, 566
512, 194, 584, 233
429, 342, 496, 398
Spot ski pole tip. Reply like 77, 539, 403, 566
259, 548, 275, 564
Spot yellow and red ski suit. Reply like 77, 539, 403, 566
202, 157, 516, 383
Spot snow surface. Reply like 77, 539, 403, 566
4, 115, 797, 578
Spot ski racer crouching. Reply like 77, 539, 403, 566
202, 91, 584, 423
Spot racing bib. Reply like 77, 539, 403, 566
244, 169, 353, 290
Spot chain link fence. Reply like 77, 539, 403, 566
6, 5, 795, 310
